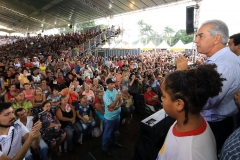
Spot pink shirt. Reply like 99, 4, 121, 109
22, 89, 34, 101
82, 90, 95, 102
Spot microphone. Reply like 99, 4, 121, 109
42, 120, 51, 129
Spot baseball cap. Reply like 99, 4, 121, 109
106, 78, 116, 84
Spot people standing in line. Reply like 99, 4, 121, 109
102, 78, 123, 157
176, 20, 240, 151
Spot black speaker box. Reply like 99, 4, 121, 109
186, 6, 195, 35
133, 110, 175, 160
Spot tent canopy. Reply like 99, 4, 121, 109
170, 40, 185, 51
157, 40, 170, 49
184, 42, 194, 49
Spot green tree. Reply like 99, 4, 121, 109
162, 26, 175, 46
172, 29, 194, 46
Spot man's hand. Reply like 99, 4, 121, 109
176, 55, 188, 70
28, 129, 41, 142
116, 93, 122, 100
234, 91, 240, 105
32, 121, 42, 132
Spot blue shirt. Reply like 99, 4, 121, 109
220, 127, 240, 160
201, 47, 240, 122
74, 65, 81, 74
103, 89, 121, 120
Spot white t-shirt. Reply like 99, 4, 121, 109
156, 119, 217, 160
32, 61, 40, 67
0, 123, 29, 159
15, 116, 34, 131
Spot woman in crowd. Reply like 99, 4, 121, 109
22, 83, 34, 101
93, 90, 104, 121
82, 85, 95, 105
144, 85, 162, 112
57, 72, 67, 90
121, 86, 135, 124
4, 84, 19, 103
91, 78, 104, 96
40, 79, 52, 97
32, 68, 42, 89
47, 87, 62, 115
56, 96, 82, 153
11, 72, 20, 90
12, 92, 32, 114
19, 68, 31, 91
128, 73, 142, 113
76, 94, 95, 136
31, 87, 46, 107
40, 101, 66, 160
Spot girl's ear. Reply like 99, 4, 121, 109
175, 99, 185, 112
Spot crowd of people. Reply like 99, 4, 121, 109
0, 19, 240, 160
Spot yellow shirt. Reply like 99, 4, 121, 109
18, 75, 30, 88
39, 66, 47, 71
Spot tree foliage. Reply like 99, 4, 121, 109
172, 29, 194, 46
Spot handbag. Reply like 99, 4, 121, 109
44, 127, 62, 139
125, 98, 134, 108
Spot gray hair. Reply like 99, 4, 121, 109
84, 85, 90, 89
201, 20, 229, 45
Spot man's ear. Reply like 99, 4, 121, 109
175, 99, 185, 112
214, 34, 222, 45
237, 44, 240, 49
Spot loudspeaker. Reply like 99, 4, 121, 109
186, 6, 195, 35
133, 110, 175, 160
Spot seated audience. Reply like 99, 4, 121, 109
76, 95, 95, 136
22, 83, 34, 101
93, 90, 105, 121
4, 84, 19, 103
40, 101, 66, 159
144, 85, 162, 111
47, 87, 62, 115
13, 92, 33, 114
56, 96, 82, 153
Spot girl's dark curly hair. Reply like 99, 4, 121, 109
164, 64, 226, 124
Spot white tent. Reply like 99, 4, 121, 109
157, 40, 170, 49
171, 40, 185, 48
170, 40, 185, 51
144, 41, 156, 48
135, 41, 143, 48
109, 42, 116, 49
114, 41, 129, 49
184, 42, 194, 49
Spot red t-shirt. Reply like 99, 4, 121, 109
144, 91, 159, 106
93, 97, 103, 107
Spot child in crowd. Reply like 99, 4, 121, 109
157, 64, 225, 160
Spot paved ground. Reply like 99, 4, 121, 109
52, 105, 148, 160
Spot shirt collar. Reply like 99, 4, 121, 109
206, 47, 229, 64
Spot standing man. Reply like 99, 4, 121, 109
228, 33, 240, 129
0, 103, 42, 160
176, 20, 240, 151
102, 78, 123, 157
228, 33, 240, 56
